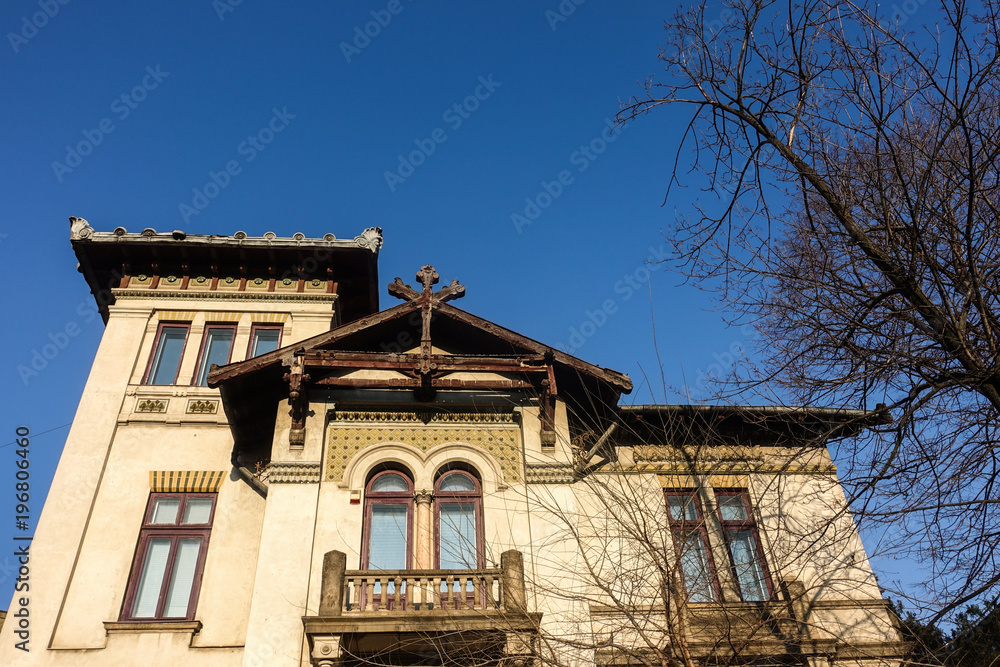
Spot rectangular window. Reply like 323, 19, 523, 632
145, 324, 190, 385
665, 491, 718, 602
193, 324, 236, 386
247, 324, 282, 358
715, 492, 771, 601
122, 493, 215, 621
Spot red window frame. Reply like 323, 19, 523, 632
361, 470, 414, 610
120, 492, 216, 622
142, 322, 190, 385
434, 469, 485, 609
192, 323, 237, 386
664, 490, 721, 603
714, 490, 773, 601
246, 324, 283, 358
433, 470, 484, 569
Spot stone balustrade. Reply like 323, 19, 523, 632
340, 567, 502, 612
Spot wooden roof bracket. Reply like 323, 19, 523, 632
540, 357, 558, 447
284, 348, 311, 448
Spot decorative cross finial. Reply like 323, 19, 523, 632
387, 265, 465, 305
386, 265, 466, 400
417, 265, 439, 295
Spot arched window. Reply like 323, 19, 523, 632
362, 470, 413, 573
434, 470, 483, 570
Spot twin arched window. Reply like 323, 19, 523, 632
362, 468, 483, 572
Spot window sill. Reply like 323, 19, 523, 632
104, 620, 202, 635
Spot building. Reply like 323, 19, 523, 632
0, 221, 903, 666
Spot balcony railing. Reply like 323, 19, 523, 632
341, 567, 501, 612
316, 550, 527, 616
305, 550, 540, 666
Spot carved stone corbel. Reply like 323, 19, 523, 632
310, 634, 343, 667
501, 630, 536, 667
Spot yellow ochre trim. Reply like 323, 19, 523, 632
252, 313, 289, 323
149, 470, 226, 493
204, 312, 242, 322
156, 311, 197, 322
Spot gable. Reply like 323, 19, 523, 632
208, 266, 632, 460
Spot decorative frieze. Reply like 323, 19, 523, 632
268, 461, 322, 484
634, 444, 766, 463
525, 464, 577, 484
113, 288, 337, 304
607, 462, 837, 475
332, 410, 517, 425
326, 413, 521, 483
186, 399, 218, 414
136, 399, 167, 413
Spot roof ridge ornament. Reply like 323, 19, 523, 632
353, 227, 383, 254
387, 265, 466, 305
69, 216, 94, 240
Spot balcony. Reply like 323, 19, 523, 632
304, 550, 540, 667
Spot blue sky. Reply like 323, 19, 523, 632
0, 1, 914, 607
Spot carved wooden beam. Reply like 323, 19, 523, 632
283, 349, 311, 448
540, 357, 558, 446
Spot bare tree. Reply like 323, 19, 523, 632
618, 0, 1000, 621
518, 408, 901, 667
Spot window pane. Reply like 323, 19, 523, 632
371, 473, 409, 493
150, 499, 180, 524
149, 327, 187, 385
182, 499, 213, 524
439, 502, 477, 569
668, 495, 698, 522
728, 530, 768, 601
132, 538, 172, 617
718, 495, 748, 521
368, 504, 408, 570
195, 328, 235, 386
676, 531, 715, 602
251, 328, 281, 356
163, 538, 202, 617
439, 473, 476, 492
